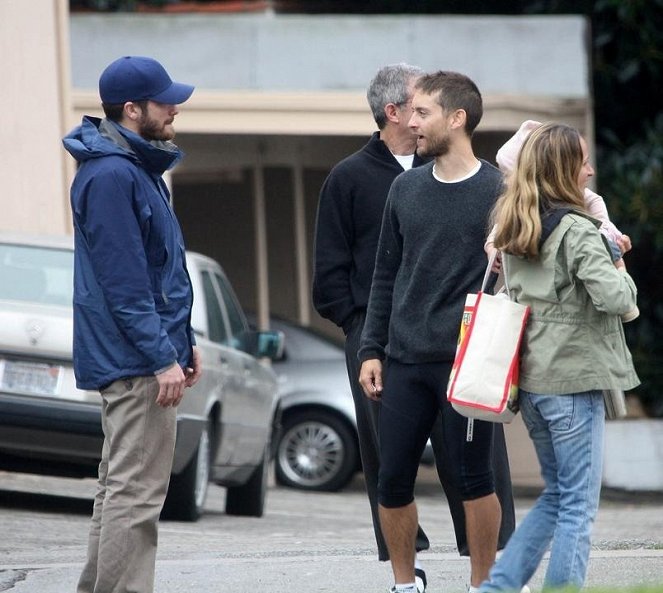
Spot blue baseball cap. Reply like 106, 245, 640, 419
99, 56, 194, 105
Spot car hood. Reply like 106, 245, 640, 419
274, 358, 356, 422
0, 301, 73, 360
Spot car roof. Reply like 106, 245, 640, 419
0, 234, 214, 265
0, 232, 74, 251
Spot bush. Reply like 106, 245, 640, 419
597, 114, 663, 416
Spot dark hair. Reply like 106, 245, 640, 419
366, 63, 424, 130
102, 100, 148, 123
414, 71, 483, 136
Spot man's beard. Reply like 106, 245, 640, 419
138, 114, 175, 142
417, 133, 450, 158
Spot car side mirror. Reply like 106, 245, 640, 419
243, 330, 284, 361
257, 330, 285, 360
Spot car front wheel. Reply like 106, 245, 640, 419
225, 441, 269, 517
162, 421, 211, 522
275, 409, 357, 492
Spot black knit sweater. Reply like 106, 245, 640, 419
358, 160, 503, 364
312, 132, 427, 332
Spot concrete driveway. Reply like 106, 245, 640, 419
0, 465, 662, 593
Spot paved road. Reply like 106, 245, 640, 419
0, 467, 662, 593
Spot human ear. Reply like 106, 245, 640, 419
450, 108, 466, 130
384, 102, 401, 124
124, 101, 143, 122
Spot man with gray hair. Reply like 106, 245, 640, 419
313, 64, 516, 592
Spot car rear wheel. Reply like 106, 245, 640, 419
275, 409, 357, 491
162, 421, 211, 522
225, 442, 269, 517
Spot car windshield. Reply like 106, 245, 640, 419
0, 243, 73, 307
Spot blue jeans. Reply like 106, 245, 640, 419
480, 390, 605, 592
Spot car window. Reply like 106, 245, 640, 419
200, 271, 230, 344
0, 243, 73, 307
215, 272, 248, 342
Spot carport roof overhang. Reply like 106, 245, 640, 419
72, 90, 589, 136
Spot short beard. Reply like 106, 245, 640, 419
138, 113, 175, 142
418, 134, 450, 158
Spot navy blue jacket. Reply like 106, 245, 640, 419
63, 116, 194, 390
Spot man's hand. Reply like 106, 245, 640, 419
155, 363, 186, 408
359, 359, 383, 401
184, 346, 202, 388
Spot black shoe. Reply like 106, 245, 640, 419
415, 568, 427, 593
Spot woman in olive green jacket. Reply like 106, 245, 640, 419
479, 123, 639, 593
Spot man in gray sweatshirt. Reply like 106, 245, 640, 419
359, 71, 509, 593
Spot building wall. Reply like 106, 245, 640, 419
69, 13, 589, 98
0, 0, 73, 236
0, 5, 593, 484
1, 6, 592, 336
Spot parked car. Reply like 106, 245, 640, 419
264, 318, 359, 492
256, 317, 436, 493
0, 233, 283, 521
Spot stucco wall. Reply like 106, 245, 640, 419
0, 0, 73, 235
69, 13, 589, 98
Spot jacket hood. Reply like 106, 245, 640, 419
62, 116, 183, 175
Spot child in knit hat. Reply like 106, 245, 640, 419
486, 120, 638, 322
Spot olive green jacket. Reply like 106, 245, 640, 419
504, 212, 639, 395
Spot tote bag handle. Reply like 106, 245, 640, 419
481, 250, 512, 297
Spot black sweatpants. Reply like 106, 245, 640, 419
345, 311, 515, 560
378, 358, 495, 507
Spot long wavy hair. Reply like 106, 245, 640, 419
491, 122, 587, 258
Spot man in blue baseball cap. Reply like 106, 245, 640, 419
99, 55, 194, 105
63, 56, 200, 593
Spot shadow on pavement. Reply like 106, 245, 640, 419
0, 488, 92, 515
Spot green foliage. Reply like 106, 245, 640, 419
599, 116, 663, 251
589, 0, 663, 416
592, 0, 663, 147
598, 115, 663, 416
572, 588, 663, 593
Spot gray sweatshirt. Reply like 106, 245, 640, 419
358, 160, 502, 364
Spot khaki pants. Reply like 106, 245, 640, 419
77, 376, 177, 593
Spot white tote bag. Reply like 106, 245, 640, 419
447, 254, 530, 423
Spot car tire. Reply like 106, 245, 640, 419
161, 421, 211, 522
275, 409, 357, 492
225, 442, 269, 517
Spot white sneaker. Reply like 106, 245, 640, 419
388, 586, 417, 593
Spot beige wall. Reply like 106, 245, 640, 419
0, 0, 73, 236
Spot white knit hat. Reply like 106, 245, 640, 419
495, 120, 542, 174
